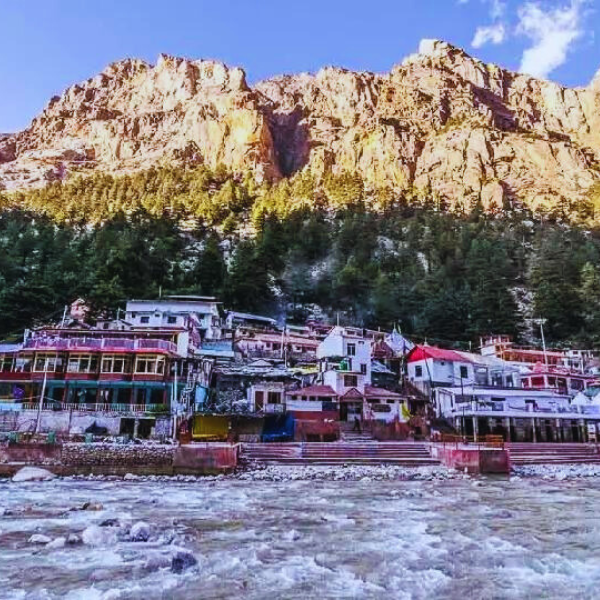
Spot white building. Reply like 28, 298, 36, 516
125, 296, 223, 343
406, 345, 475, 394
317, 326, 372, 384
432, 384, 600, 442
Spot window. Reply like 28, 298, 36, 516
67, 354, 98, 374
0, 354, 14, 372
267, 391, 281, 404
360, 363, 367, 375
344, 375, 358, 387
571, 379, 584, 391
103, 323, 109, 330
347, 343, 356, 356
415, 365, 423, 378
135, 355, 166, 375
101, 355, 130, 374
33, 353, 62, 373
140, 316, 150, 324
167, 316, 177, 324
14, 355, 33, 373
460, 366, 468, 379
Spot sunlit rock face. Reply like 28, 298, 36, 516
2, 39, 600, 212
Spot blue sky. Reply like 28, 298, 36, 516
1, 0, 598, 132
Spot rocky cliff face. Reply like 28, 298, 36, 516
2, 40, 600, 211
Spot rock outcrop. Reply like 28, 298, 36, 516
2, 39, 600, 210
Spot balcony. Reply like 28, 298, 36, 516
450, 401, 600, 417
24, 337, 178, 354
21, 401, 169, 414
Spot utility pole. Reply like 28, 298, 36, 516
172, 366, 178, 442
60, 305, 68, 327
535, 318, 548, 365
34, 369, 48, 435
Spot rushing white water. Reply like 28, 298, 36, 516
2, 473, 600, 599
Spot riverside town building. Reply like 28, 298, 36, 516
1, 297, 600, 445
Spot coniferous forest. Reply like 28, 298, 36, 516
1, 165, 600, 347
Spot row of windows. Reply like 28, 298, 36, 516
138, 316, 178, 325
413, 365, 469, 379
3, 353, 166, 375
523, 376, 584, 391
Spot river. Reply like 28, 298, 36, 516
1, 473, 600, 599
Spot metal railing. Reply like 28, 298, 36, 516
450, 403, 600, 416
21, 402, 168, 414
23, 337, 177, 354
439, 433, 505, 449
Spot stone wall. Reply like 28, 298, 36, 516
15, 410, 122, 436
369, 420, 411, 441
0, 441, 238, 476
10, 410, 174, 439
61, 443, 175, 470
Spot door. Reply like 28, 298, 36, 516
254, 391, 264, 411
340, 402, 348, 422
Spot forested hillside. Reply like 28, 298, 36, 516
2, 165, 600, 347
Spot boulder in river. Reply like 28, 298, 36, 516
28, 534, 52, 544
82, 525, 117, 546
12, 467, 56, 482
46, 537, 66, 549
129, 521, 151, 542
171, 550, 197, 573
143, 552, 172, 572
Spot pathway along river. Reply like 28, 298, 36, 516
2, 472, 600, 599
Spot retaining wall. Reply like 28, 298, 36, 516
431, 444, 511, 474
0, 442, 238, 477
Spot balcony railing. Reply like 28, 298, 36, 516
21, 401, 169, 414
450, 402, 600, 416
23, 337, 178, 354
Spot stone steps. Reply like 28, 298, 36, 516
240, 442, 437, 466
508, 443, 600, 465
244, 457, 440, 466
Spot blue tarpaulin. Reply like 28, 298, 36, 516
261, 413, 295, 442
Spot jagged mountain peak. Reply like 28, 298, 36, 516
1, 40, 600, 212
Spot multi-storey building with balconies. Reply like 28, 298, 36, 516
0, 325, 190, 437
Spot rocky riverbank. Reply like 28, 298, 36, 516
511, 464, 600, 480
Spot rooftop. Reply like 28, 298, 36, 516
128, 295, 221, 304
286, 385, 338, 397
407, 345, 471, 363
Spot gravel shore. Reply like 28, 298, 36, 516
511, 463, 600, 480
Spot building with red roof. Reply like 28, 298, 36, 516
406, 344, 475, 395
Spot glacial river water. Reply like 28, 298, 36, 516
2, 474, 600, 600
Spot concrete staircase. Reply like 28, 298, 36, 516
339, 422, 375, 443
241, 441, 439, 466
509, 443, 600, 465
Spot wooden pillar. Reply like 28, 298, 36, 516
532, 418, 537, 443
473, 416, 478, 442
505, 417, 511, 443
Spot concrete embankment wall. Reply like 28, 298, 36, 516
7, 410, 172, 438
431, 444, 511, 474
0, 442, 238, 477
